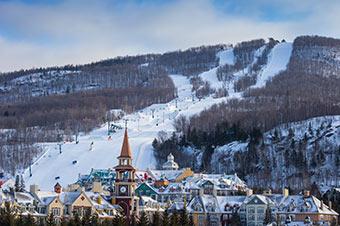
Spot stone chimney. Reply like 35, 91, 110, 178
328, 201, 332, 210
92, 181, 103, 193
283, 187, 289, 197
303, 190, 310, 197
320, 201, 324, 210
30, 184, 39, 194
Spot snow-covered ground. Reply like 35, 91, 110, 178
253, 42, 292, 88
23, 42, 294, 190
23, 73, 232, 190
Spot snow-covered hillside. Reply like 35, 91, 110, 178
211, 115, 340, 190
23, 41, 295, 190
23, 73, 230, 190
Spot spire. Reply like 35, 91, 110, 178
119, 128, 132, 158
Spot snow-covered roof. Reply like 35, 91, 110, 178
269, 195, 338, 216
85, 192, 117, 212
148, 169, 184, 181
15, 192, 36, 205
184, 173, 247, 191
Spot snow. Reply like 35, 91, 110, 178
21, 43, 301, 191
217, 49, 234, 66
23, 73, 232, 190
199, 67, 222, 90
253, 42, 292, 88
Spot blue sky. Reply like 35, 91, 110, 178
0, 0, 339, 72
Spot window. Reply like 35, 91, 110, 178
248, 207, 255, 213
257, 207, 265, 213
40, 207, 46, 214
52, 208, 60, 216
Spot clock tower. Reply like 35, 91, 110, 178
114, 127, 139, 218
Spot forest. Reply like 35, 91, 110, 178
0, 45, 225, 175
153, 36, 340, 191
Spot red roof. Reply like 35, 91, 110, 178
119, 128, 132, 158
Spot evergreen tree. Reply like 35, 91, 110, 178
20, 175, 25, 192
112, 214, 125, 226
0, 202, 16, 226
46, 213, 55, 226
179, 208, 189, 226
137, 211, 149, 226
60, 217, 68, 226
23, 214, 35, 226
15, 175, 21, 192
189, 215, 194, 226
263, 205, 273, 225
130, 213, 137, 226
90, 213, 99, 226
169, 213, 178, 226
230, 211, 241, 226
15, 214, 25, 226
151, 211, 160, 226
161, 211, 170, 226
81, 212, 91, 226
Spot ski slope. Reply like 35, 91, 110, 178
23, 74, 232, 190
23, 43, 292, 190
253, 42, 292, 88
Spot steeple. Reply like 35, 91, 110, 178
119, 128, 132, 159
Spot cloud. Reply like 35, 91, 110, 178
0, 0, 339, 72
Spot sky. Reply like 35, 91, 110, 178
0, 0, 339, 72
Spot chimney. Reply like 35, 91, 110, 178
97, 195, 102, 205
92, 181, 103, 193
328, 201, 332, 210
303, 190, 310, 197
320, 201, 324, 210
30, 184, 39, 194
283, 188, 289, 197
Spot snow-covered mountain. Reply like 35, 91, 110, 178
0, 35, 339, 192
22, 39, 294, 190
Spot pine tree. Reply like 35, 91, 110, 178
23, 214, 35, 226
112, 214, 125, 226
20, 175, 25, 192
169, 213, 178, 226
179, 208, 189, 226
15, 175, 21, 192
151, 211, 160, 226
0, 202, 16, 226
230, 211, 241, 226
161, 211, 170, 226
46, 213, 55, 226
263, 205, 273, 225
137, 211, 149, 226
60, 217, 68, 226
90, 213, 99, 226
130, 213, 137, 226
81, 212, 91, 226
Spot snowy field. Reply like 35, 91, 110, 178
24, 43, 293, 190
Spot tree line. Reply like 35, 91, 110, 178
0, 202, 194, 226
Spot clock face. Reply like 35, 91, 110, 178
120, 186, 127, 193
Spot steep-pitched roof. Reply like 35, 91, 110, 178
119, 129, 132, 158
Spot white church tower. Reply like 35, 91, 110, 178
162, 153, 179, 170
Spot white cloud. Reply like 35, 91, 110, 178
0, 0, 339, 72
